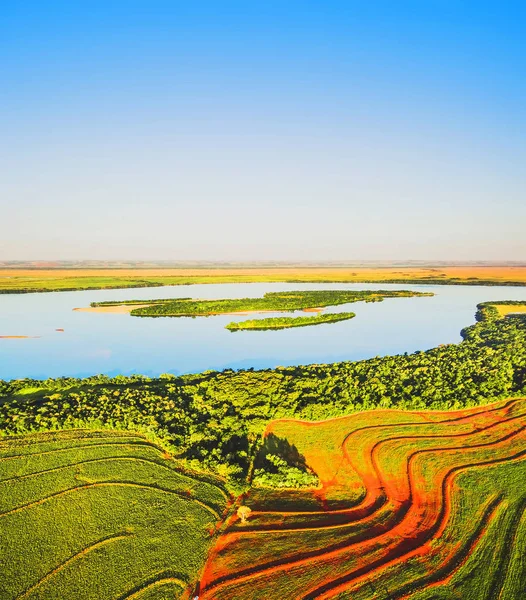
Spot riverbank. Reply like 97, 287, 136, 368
1, 265, 526, 293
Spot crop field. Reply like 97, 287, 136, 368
0, 429, 230, 600
198, 398, 526, 599
1, 265, 526, 293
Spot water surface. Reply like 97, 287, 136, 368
1, 283, 526, 380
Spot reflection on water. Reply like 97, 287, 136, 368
1, 282, 526, 380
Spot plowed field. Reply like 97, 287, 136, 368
198, 398, 526, 599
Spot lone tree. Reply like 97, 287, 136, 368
237, 505, 252, 523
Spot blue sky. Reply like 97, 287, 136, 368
1, 1, 525, 261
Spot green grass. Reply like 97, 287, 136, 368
0, 429, 230, 600
226, 311, 356, 331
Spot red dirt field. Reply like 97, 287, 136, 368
196, 398, 526, 599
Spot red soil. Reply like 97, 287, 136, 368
197, 398, 526, 599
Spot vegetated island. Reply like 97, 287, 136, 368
226, 311, 356, 331
1, 301, 525, 598
2, 263, 526, 293
89, 289, 433, 318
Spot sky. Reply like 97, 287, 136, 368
1, 1, 525, 262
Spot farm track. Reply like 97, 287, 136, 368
198, 399, 526, 599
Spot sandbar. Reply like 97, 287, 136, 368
73, 304, 151, 314
0, 335, 40, 339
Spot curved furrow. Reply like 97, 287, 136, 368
0, 428, 137, 445
302, 449, 526, 599
15, 532, 132, 600
0, 480, 221, 519
362, 413, 526, 511
201, 413, 526, 589
221, 408, 523, 536
240, 399, 523, 529
199, 423, 525, 598
0, 439, 157, 462
320, 495, 504, 600
396, 498, 526, 600
115, 571, 187, 600
0, 454, 193, 484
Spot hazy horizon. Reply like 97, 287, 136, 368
2, 1, 525, 262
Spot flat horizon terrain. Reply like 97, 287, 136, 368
1, 265, 526, 293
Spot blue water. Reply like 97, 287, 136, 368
1, 283, 526, 380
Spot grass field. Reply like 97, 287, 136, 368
0, 429, 230, 600
1, 265, 526, 293
198, 398, 526, 599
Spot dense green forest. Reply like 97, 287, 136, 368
90, 289, 432, 317
90, 297, 191, 306
1, 302, 525, 490
226, 312, 356, 331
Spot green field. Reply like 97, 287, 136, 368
226, 311, 356, 331
0, 429, 229, 600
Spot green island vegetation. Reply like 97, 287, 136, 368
91, 289, 432, 317
1, 300, 525, 598
226, 311, 356, 331
88, 297, 192, 306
